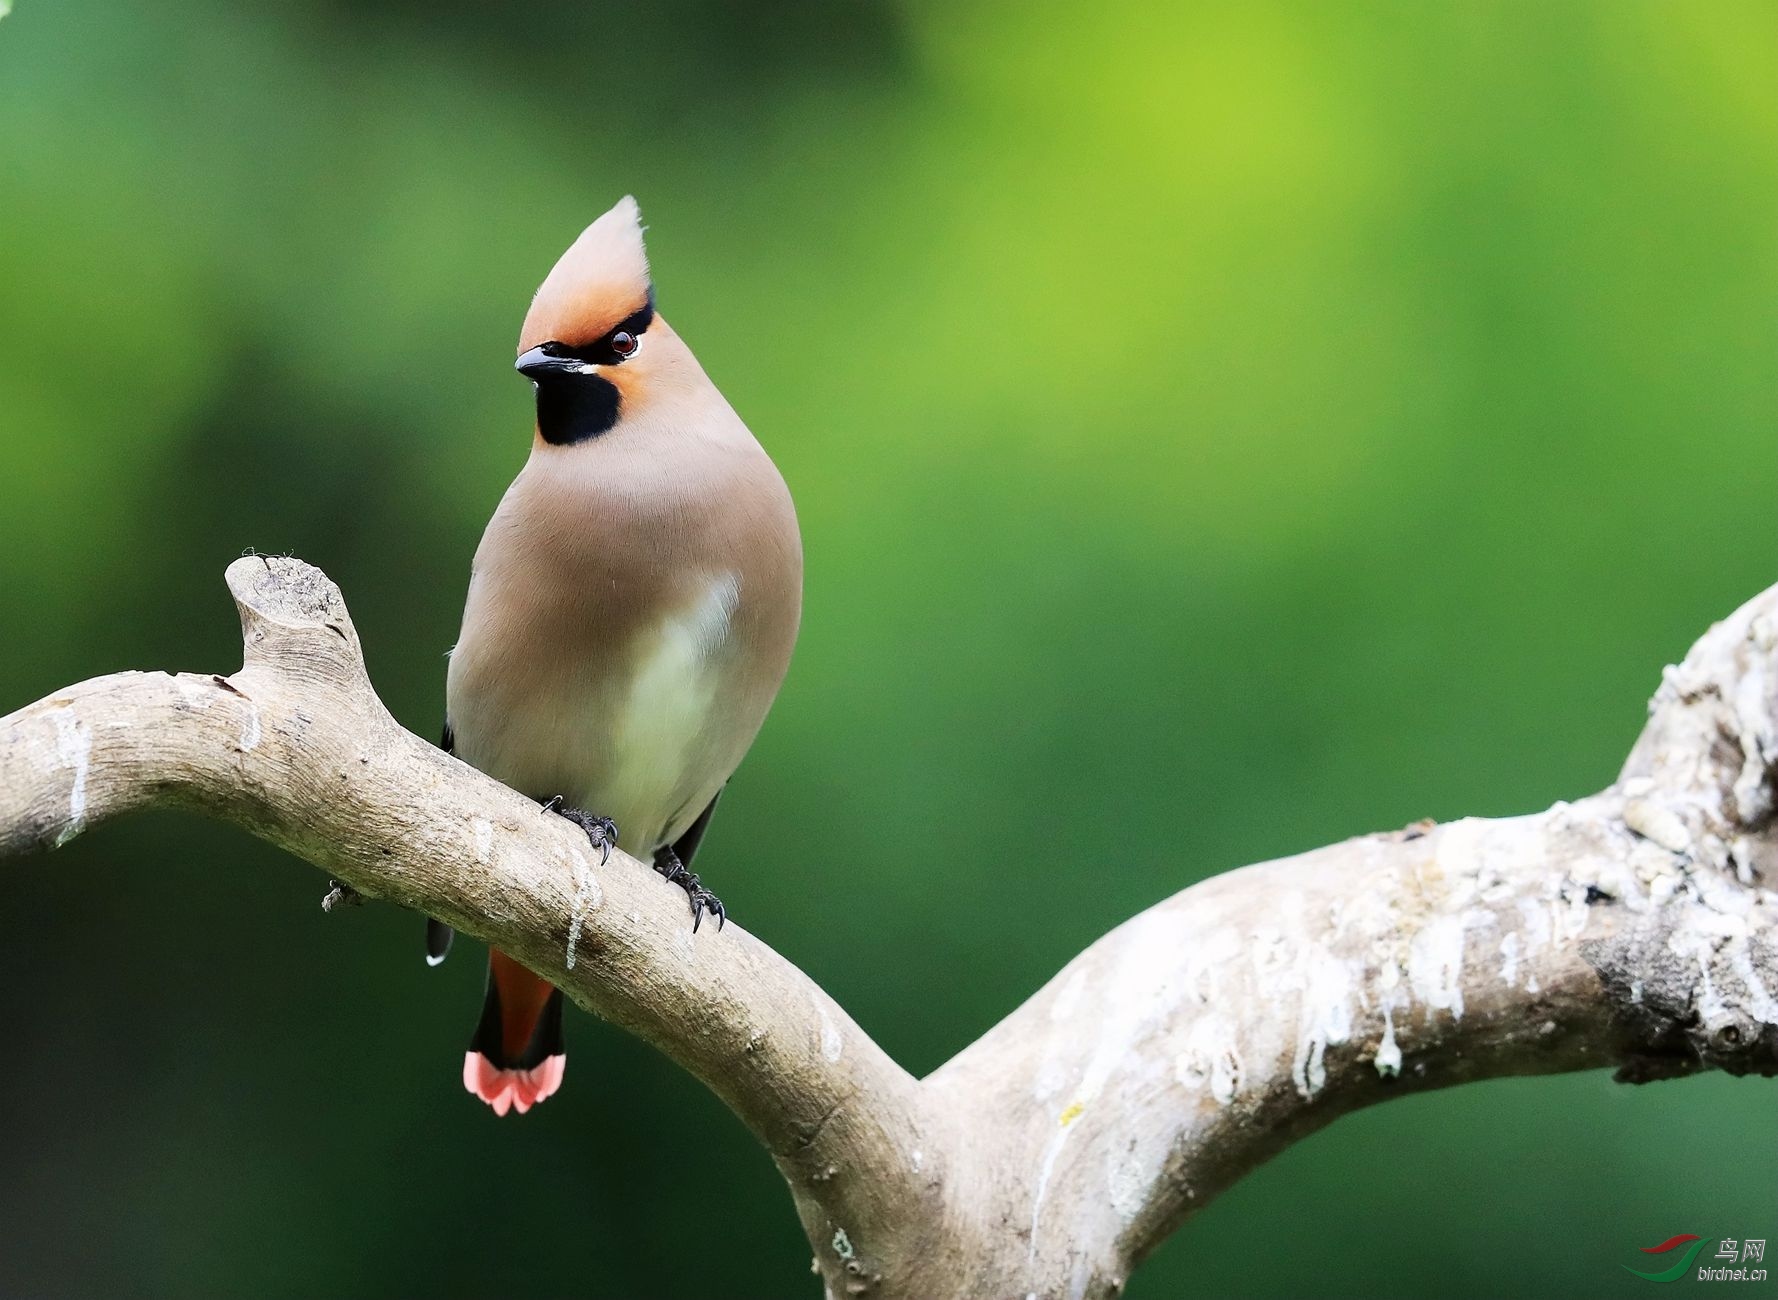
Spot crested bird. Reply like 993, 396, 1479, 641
431, 196, 802, 1115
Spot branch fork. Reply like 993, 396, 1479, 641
2, 556, 1773, 1298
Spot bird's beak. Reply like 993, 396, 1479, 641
515, 343, 594, 379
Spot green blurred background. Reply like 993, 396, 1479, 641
2, 1, 1773, 1295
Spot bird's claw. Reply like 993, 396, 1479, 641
654, 848, 726, 932
322, 879, 364, 911
543, 798, 618, 865
689, 882, 726, 933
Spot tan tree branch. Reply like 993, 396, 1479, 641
1, 557, 1773, 1299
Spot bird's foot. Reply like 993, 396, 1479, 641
322, 879, 364, 912
542, 796, 618, 865
653, 845, 726, 933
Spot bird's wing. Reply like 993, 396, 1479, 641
425, 720, 457, 966
671, 787, 723, 870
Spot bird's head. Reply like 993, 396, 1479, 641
516, 196, 678, 446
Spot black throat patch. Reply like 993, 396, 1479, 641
535, 372, 622, 445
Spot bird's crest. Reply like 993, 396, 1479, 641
520, 195, 652, 351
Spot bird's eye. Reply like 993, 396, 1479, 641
611, 331, 638, 358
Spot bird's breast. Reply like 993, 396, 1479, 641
446, 422, 802, 856
449, 570, 747, 850
594, 571, 741, 844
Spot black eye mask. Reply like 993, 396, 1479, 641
554, 290, 657, 368
525, 288, 656, 444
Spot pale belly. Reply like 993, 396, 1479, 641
447, 572, 756, 856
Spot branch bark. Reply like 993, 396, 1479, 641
2, 557, 1773, 1299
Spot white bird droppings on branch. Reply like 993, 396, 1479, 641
564, 848, 601, 971
237, 701, 261, 752
49, 708, 89, 848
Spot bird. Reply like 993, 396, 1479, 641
430, 196, 802, 1116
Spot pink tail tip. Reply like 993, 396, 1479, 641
462, 1051, 566, 1116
